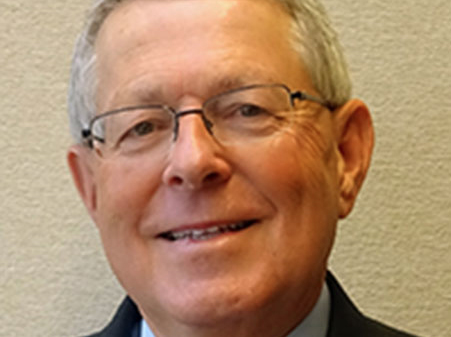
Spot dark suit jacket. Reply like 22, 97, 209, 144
84, 273, 419, 337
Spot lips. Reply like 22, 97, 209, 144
157, 219, 258, 242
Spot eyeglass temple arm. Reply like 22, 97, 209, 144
81, 128, 106, 148
290, 91, 333, 110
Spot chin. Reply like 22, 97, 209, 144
181, 285, 267, 324
137, 272, 285, 329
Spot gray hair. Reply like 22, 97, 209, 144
68, 0, 352, 143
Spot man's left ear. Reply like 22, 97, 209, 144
334, 99, 374, 218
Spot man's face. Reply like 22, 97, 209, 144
74, 0, 350, 330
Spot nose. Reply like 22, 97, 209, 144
162, 114, 232, 190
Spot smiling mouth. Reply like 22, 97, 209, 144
157, 220, 258, 242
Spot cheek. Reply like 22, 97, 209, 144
94, 158, 164, 232
245, 117, 338, 198
237, 118, 340, 247
92, 160, 164, 294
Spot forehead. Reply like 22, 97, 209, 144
97, 0, 291, 46
95, 0, 312, 107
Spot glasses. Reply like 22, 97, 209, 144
82, 83, 330, 157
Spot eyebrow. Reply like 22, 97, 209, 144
208, 70, 280, 92
129, 84, 166, 105
210, 77, 248, 92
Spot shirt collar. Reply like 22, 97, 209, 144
286, 282, 330, 337
141, 282, 330, 337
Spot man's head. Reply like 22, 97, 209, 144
68, 0, 352, 142
67, 0, 373, 335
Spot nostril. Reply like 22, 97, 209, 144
166, 171, 225, 189
169, 176, 184, 186
204, 172, 221, 184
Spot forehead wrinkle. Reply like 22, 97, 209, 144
123, 69, 283, 109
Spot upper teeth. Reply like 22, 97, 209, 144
161, 221, 254, 241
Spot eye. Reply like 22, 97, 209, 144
131, 121, 155, 136
238, 104, 268, 117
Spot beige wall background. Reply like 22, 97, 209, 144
1, 1, 450, 336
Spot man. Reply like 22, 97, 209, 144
67, 0, 418, 336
